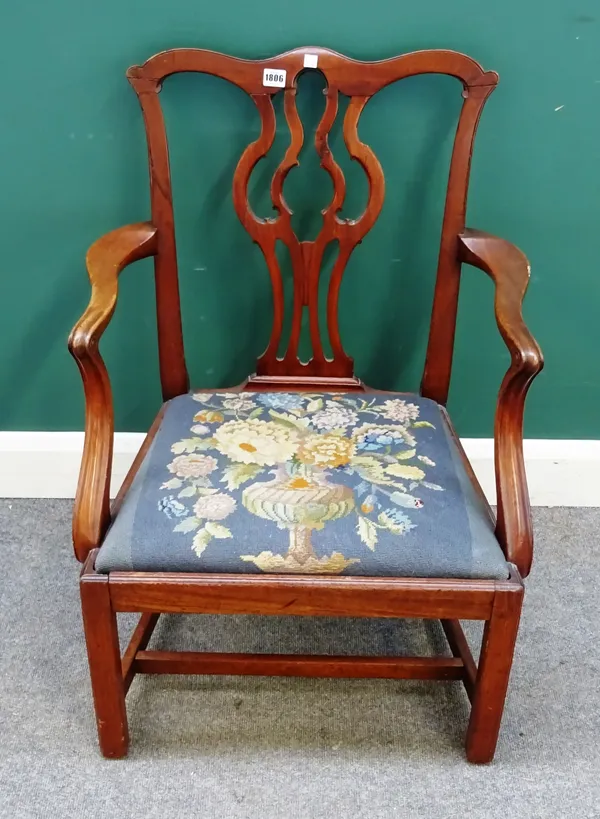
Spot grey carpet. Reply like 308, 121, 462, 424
0, 500, 598, 818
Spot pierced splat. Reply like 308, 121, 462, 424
233, 82, 384, 381
127, 46, 498, 395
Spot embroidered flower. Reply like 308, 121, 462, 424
194, 410, 224, 423
191, 424, 211, 436
158, 496, 188, 519
352, 424, 411, 452
311, 401, 358, 431
213, 419, 300, 466
192, 393, 213, 403
378, 399, 420, 425
193, 493, 237, 521
359, 493, 379, 514
379, 508, 416, 535
297, 434, 357, 468
222, 395, 256, 412
257, 393, 304, 410
352, 423, 416, 449
168, 453, 218, 479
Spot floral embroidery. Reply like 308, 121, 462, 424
158, 496, 188, 519
312, 401, 358, 431
352, 423, 411, 452
157, 392, 444, 573
168, 453, 218, 479
193, 410, 224, 423
221, 395, 257, 412
297, 434, 356, 468
257, 393, 305, 410
418, 454, 436, 467
379, 508, 416, 535
191, 424, 211, 436
213, 419, 301, 466
379, 399, 420, 424
193, 493, 237, 520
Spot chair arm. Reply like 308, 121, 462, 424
68, 222, 158, 562
458, 229, 544, 577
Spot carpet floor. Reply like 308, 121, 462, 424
0, 500, 598, 818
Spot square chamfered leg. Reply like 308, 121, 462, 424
80, 553, 129, 758
465, 583, 524, 763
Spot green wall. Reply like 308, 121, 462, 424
2, 0, 599, 437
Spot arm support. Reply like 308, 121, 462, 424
458, 229, 543, 577
68, 223, 158, 562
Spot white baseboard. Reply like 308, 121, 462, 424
0, 432, 598, 506
0, 432, 144, 500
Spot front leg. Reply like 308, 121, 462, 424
465, 583, 524, 763
80, 553, 129, 758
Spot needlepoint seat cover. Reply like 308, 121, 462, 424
96, 391, 508, 579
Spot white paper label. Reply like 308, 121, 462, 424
303, 54, 318, 68
263, 68, 286, 87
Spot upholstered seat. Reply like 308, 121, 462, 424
96, 392, 508, 579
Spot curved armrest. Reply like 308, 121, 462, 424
68, 222, 158, 562
458, 229, 543, 577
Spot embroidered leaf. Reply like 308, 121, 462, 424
385, 464, 425, 481
196, 487, 219, 496
418, 455, 436, 466
356, 516, 378, 550
398, 429, 417, 447
422, 481, 443, 491
205, 521, 232, 539
190, 477, 211, 488
268, 410, 309, 430
221, 463, 263, 491
390, 482, 407, 492
354, 480, 370, 497
192, 527, 212, 556
193, 438, 217, 451
161, 478, 182, 490
379, 510, 415, 535
177, 486, 197, 499
412, 421, 435, 429
396, 448, 416, 461
174, 516, 201, 533
350, 456, 392, 484
306, 398, 323, 412
248, 408, 263, 419
171, 437, 207, 454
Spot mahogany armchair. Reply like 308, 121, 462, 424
68, 46, 543, 762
